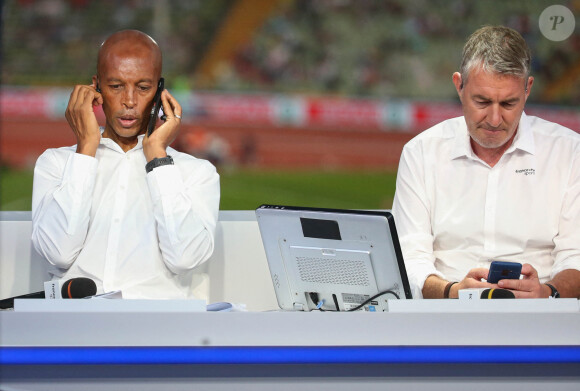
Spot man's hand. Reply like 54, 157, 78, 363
65, 84, 103, 156
448, 268, 496, 298
143, 90, 182, 162
423, 269, 494, 298
497, 263, 550, 298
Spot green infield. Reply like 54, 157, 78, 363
0, 167, 397, 211
219, 168, 397, 210
0, 167, 34, 211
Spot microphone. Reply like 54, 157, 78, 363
0, 278, 97, 309
458, 288, 515, 300
61, 277, 97, 298
480, 288, 515, 299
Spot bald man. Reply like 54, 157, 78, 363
31, 30, 220, 299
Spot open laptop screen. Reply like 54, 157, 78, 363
256, 205, 412, 312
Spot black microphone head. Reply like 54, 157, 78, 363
480, 288, 515, 299
61, 278, 97, 298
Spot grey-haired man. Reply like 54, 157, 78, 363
393, 25, 580, 299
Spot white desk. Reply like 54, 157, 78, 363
2, 211, 580, 390
0, 211, 279, 311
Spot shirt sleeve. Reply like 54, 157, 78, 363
392, 143, 444, 298
31, 150, 98, 269
551, 146, 580, 278
146, 158, 220, 274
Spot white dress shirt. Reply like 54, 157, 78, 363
31, 133, 220, 299
392, 113, 580, 298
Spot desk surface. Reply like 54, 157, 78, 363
2, 308, 580, 348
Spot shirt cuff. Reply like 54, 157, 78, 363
146, 164, 187, 245
551, 257, 580, 280
405, 260, 446, 299
146, 164, 185, 200
69, 152, 99, 177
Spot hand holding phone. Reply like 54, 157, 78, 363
147, 77, 165, 136
141, 86, 183, 162
487, 261, 522, 284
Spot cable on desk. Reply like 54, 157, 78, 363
309, 289, 400, 312
347, 290, 399, 312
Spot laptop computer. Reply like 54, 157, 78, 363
256, 205, 412, 312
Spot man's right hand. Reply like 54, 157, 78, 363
448, 268, 496, 298
65, 84, 103, 156
423, 268, 496, 298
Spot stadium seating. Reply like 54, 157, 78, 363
3, 0, 579, 105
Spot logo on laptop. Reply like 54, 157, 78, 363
515, 168, 535, 176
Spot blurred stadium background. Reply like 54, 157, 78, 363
1, 0, 579, 210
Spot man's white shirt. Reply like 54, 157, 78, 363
392, 112, 580, 298
31, 133, 220, 299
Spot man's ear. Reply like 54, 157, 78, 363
452, 72, 463, 99
524, 76, 534, 101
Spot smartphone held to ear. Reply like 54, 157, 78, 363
487, 261, 522, 284
147, 77, 165, 136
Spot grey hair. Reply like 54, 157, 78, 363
460, 25, 531, 87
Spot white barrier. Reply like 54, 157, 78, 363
0, 211, 278, 311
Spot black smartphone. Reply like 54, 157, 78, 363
487, 261, 522, 284
147, 77, 165, 136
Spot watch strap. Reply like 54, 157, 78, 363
545, 283, 560, 298
145, 155, 174, 173
443, 281, 458, 299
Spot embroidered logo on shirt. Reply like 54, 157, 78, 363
515, 168, 535, 176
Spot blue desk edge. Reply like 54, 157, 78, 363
2, 345, 580, 365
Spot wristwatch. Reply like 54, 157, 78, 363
145, 155, 174, 173
545, 283, 560, 298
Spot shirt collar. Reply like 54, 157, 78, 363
98, 127, 145, 152
507, 111, 535, 155
451, 111, 535, 160
450, 120, 473, 160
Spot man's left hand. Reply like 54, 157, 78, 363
497, 263, 550, 298
143, 89, 182, 162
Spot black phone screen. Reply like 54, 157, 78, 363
487, 261, 522, 284
147, 77, 165, 136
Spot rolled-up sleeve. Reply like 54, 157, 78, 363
392, 143, 443, 298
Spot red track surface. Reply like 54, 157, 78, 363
1, 119, 415, 170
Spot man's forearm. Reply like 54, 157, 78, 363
422, 275, 451, 298
155, 210, 215, 274
548, 269, 580, 298
32, 151, 96, 269
148, 162, 219, 274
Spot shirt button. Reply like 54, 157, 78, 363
114, 218, 120, 223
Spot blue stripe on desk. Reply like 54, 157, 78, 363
2, 346, 580, 365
